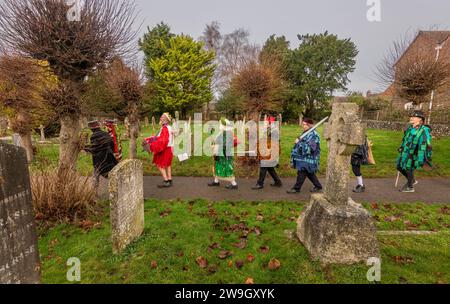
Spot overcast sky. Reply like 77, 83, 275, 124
132, 0, 450, 95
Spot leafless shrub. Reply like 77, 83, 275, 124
31, 167, 99, 227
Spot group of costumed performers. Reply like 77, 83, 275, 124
84, 121, 119, 189
83, 109, 433, 196
208, 118, 239, 190
143, 113, 175, 188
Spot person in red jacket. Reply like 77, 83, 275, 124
150, 113, 175, 188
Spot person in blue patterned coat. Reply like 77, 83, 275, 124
287, 118, 323, 194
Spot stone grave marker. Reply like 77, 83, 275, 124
297, 103, 379, 264
109, 159, 144, 254
0, 142, 41, 284
12, 133, 22, 147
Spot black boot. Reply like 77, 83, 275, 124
252, 184, 264, 190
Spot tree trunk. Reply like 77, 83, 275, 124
128, 101, 140, 160
19, 132, 33, 163
59, 114, 81, 171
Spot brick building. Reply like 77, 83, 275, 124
381, 31, 450, 121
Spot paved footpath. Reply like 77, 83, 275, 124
101, 176, 450, 204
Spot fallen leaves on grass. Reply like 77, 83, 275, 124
78, 220, 102, 231
245, 277, 254, 284
440, 206, 450, 215
208, 264, 218, 274
268, 258, 281, 271
253, 226, 262, 236
196, 256, 208, 268
393, 256, 414, 265
384, 216, 400, 222
159, 209, 172, 218
151, 261, 158, 269
246, 254, 256, 263
208, 243, 220, 253
233, 239, 247, 250
235, 260, 244, 270
371, 203, 379, 210
218, 250, 233, 260
260, 246, 270, 254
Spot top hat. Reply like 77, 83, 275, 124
88, 121, 101, 129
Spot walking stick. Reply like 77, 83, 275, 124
395, 171, 400, 188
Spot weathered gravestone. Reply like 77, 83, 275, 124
12, 134, 22, 147
297, 103, 379, 264
109, 159, 144, 254
0, 143, 41, 283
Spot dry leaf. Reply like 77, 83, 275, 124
235, 260, 244, 270
247, 254, 256, 263
245, 277, 254, 284
208, 264, 218, 274
260, 246, 270, 254
218, 250, 232, 260
196, 256, 208, 268
151, 261, 158, 269
268, 258, 281, 270
233, 239, 247, 250
160, 209, 172, 218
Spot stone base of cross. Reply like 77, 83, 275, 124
296, 103, 380, 265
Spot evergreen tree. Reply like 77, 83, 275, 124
149, 35, 215, 117
286, 31, 358, 118
139, 22, 175, 79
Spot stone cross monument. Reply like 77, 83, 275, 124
323, 104, 365, 205
297, 103, 379, 265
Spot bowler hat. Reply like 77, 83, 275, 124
410, 110, 425, 121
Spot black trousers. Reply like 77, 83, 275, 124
294, 169, 322, 191
352, 163, 362, 177
398, 166, 415, 188
257, 167, 282, 186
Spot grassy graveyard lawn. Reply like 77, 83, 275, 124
38, 199, 450, 284
32, 125, 450, 178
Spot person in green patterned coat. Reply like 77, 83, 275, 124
208, 118, 238, 190
397, 110, 432, 193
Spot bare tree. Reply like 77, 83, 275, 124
377, 31, 450, 108
200, 23, 260, 94
0, 0, 139, 171
103, 59, 143, 159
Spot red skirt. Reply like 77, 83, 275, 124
153, 147, 173, 168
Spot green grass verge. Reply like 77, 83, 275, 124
31, 125, 450, 178
38, 199, 450, 284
